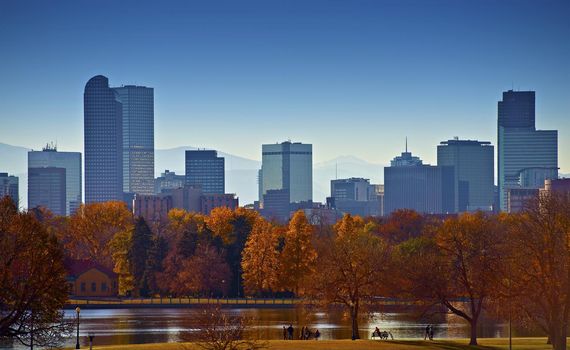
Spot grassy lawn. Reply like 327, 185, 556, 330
76, 338, 561, 350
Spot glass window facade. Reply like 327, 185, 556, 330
185, 150, 225, 194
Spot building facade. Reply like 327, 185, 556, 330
261, 141, 312, 205
437, 139, 494, 212
28, 167, 66, 216
113, 85, 155, 196
498, 90, 558, 211
154, 170, 185, 194
84, 75, 123, 203
28, 145, 82, 215
330, 178, 381, 217
384, 150, 454, 215
200, 193, 239, 215
0, 173, 19, 207
185, 150, 225, 194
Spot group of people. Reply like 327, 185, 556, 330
282, 324, 320, 340
371, 327, 394, 340
424, 324, 435, 340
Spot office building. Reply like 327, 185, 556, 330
185, 150, 225, 194
507, 188, 539, 213
200, 193, 238, 215
28, 145, 82, 215
28, 167, 66, 216
0, 173, 19, 207
155, 170, 185, 194
437, 139, 494, 212
498, 90, 558, 211
384, 149, 454, 215
84, 75, 123, 203
113, 85, 154, 195
261, 141, 312, 205
261, 189, 291, 222
330, 178, 380, 217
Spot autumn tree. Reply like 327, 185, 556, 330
278, 210, 317, 296
308, 214, 390, 339
504, 192, 570, 350
376, 209, 425, 244
0, 197, 71, 348
395, 212, 505, 345
176, 243, 231, 297
241, 217, 280, 296
65, 201, 133, 268
207, 207, 258, 297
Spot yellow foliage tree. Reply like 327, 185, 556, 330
278, 210, 317, 296
241, 217, 280, 296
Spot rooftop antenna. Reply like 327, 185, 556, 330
405, 137, 408, 152
335, 162, 338, 180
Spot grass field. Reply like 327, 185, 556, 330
74, 338, 561, 350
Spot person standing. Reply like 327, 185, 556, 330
424, 325, 430, 340
287, 324, 294, 340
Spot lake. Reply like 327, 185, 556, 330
1, 306, 544, 349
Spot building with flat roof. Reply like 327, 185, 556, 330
185, 150, 225, 194
155, 170, 185, 194
330, 178, 381, 217
261, 141, 312, 205
384, 149, 454, 215
498, 90, 558, 211
113, 85, 154, 196
437, 139, 494, 212
28, 145, 82, 215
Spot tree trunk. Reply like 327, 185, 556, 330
469, 319, 478, 345
350, 304, 359, 340
551, 326, 567, 350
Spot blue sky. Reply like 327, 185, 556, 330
0, 0, 569, 173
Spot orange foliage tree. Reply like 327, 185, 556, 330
65, 201, 133, 268
505, 193, 570, 350
278, 210, 317, 296
241, 217, 280, 296
395, 212, 505, 345
308, 214, 390, 340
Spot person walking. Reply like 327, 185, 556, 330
314, 329, 320, 340
429, 325, 434, 340
282, 326, 287, 340
424, 325, 430, 340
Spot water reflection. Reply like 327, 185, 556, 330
0, 306, 545, 349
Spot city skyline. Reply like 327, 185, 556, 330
1, 0, 568, 174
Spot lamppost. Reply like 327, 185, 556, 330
75, 306, 81, 349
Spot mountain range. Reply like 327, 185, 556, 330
0, 142, 385, 208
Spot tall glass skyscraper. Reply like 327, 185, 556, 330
84, 75, 123, 203
437, 139, 494, 212
185, 150, 225, 194
28, 145, 82, 215
261, 141, 312, 205
28, 167, 66, 216
113, 85, 154, 195
497, 90, 558, 211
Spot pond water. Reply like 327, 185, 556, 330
1, 306, 544, 349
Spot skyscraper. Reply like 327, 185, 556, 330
113, 85, 154, 195
185, 150, 225, 194
437, 139, 494, 212
497, 90, 558, 211
384, 149, 454, 215
0, 173, 19, 207
28, 167, 66, 216
84, 75, 123, 203
261, 141, 312, 205
28, 144, 82, 215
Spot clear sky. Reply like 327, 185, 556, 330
1, 0, 569, 173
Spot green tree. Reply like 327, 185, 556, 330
129, 217, 155, 296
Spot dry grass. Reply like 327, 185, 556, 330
77, 338, 561, 350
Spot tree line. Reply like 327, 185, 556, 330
1, 192, 570, 350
